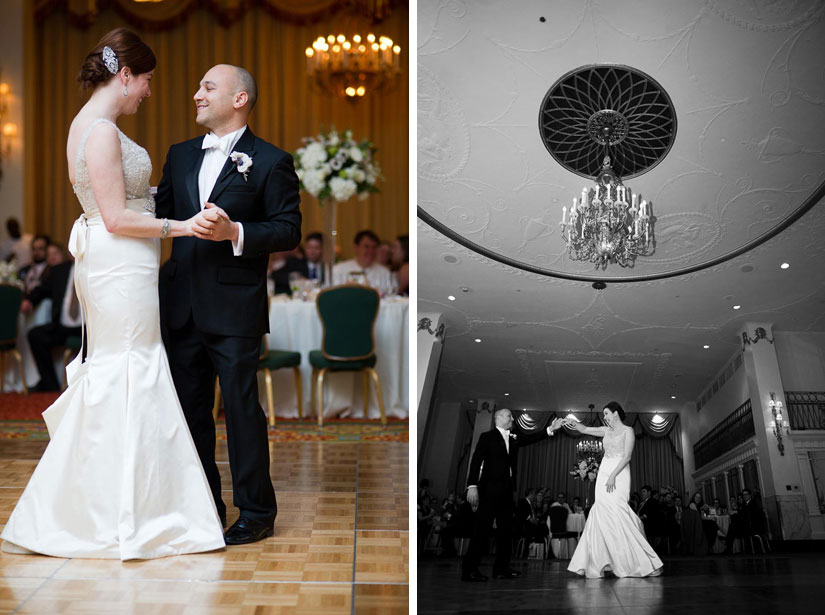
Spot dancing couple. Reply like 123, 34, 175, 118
1, 28, 301, 559
461, 403, 663, 580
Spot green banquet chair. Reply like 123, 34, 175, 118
309, 284, 387, 427
213, 337, 303, 428
0, 284, 28, 395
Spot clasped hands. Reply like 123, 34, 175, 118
190, 202, 236, 242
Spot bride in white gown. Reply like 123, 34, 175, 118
565, 401, 663, 578
1, 28, 225, 560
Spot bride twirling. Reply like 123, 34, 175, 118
564, 401, 663, 578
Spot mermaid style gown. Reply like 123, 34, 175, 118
567, 427, 663, 578
1, 119, 225, 560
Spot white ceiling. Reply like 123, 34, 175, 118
417, 0, 825, 414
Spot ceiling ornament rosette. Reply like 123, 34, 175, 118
417, 0, 825, 283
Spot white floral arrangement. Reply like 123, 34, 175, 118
570, 457, 600, 482
294, 128, 381, 203
0, 261, 23, 287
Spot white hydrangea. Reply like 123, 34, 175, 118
329, 177, 357, 202
300, 141, 328, 169
353, 169, 366, 183
328, 131, 339, 146
303, 169, 326, 197
349, 147, 363, 163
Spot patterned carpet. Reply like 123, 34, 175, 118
0, 393, 408, 442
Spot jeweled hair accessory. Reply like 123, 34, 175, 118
102, 46, 119, 75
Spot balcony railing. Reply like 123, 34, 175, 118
693, 399, 754, 469
785, 391, 825, 431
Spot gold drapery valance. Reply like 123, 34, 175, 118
35, 0, 402, 29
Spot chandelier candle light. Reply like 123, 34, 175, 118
561, 155, 654, 269
306, 33, 401, 99
768, 392, 790, 456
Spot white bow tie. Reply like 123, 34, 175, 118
202, 132, 233, 155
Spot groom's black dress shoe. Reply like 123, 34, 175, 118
224, 516, 274, 545
219, 513, 227, 529
492, 568, 521, 579
461, 570, 488, 582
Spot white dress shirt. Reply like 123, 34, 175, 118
332, 259, 393, 293
199, 125, 247, 256
496, 425, 510, 454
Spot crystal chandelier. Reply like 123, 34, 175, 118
560, 153, 654, 270
305, 33, 401, 99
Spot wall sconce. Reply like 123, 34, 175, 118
0, 80, 19, 186
768, 392, 789, 456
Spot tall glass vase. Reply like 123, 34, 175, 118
320, 197, 338, 286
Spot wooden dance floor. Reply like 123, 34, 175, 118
0, 415, 409, 614
418, 551, 822, 614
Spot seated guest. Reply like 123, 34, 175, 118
571, 497, 584, 514
550, 491, 571, 512
637, 485, 663, 542
22, 259, 82, 392
2, 217, 33, 267
711, 497, 724, 515
332, 230, 392, 293
723, 489, 766, 553
391, 235, 409, 295
628, 491, 641, 512
267, 247, 303, 295
376, 240, 393, 268
18, 235, 51, 293
46, 242, 66, 268
689, 492, 720, 550
441, 492, 474, 556
516, 488, 546, 543
417, 495, 436, 551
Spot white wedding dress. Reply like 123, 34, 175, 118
1, 119, 225, 560
567, 426, 663, 578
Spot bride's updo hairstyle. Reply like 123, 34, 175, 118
78, 28, 156, 91
604, 401, 626, 421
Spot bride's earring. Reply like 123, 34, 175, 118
122, 85, 129, 97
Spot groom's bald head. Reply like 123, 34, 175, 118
226, 64, 258, 111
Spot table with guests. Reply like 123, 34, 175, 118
3, 225, 409, 424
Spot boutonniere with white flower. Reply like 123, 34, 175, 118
509, 433, 517, 441
230, 151, 253, 181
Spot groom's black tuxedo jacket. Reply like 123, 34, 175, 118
467, 427, 550, 493
155, 127, 301, 338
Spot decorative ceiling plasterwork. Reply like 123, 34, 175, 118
417, 0, 825, 282
417, 0, 825, 414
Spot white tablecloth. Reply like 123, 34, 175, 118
566, 512, 586, 535
2, 300, 53, 392
709, 514, 731, 553
264, 296, 409, 419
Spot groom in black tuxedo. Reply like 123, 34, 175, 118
155, 64, 301, 545
462, 409, 563, 582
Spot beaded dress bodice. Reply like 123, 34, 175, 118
72, 118, 155, 216
602, 427, 626, 458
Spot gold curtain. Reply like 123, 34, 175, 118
26, 1, 408, 260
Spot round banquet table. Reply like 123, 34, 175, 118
263, 295, 409, 420
708, 514, 731, 553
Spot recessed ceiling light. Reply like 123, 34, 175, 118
447, 295, 456, 301
671, 395, 676, 399
504, 393, 509, 396
780, 263, 790, 269
733, 305, 741, 310
474, 338, 482, 343
703, 345, 710, 349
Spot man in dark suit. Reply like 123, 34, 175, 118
155, 64, 301, 545
270, 232, 324, 295
462, 409, 563, 582
637, 485, 663, 547
23, 260, 81, 392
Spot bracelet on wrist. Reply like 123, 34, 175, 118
160, 218, 171, 239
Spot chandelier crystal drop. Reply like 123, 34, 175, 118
560, 155, 654, 270
305, 33, 401, 99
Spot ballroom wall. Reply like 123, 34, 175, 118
776, 331, 825, 391
0, 0, 24, 224
22, 0, 408, 258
